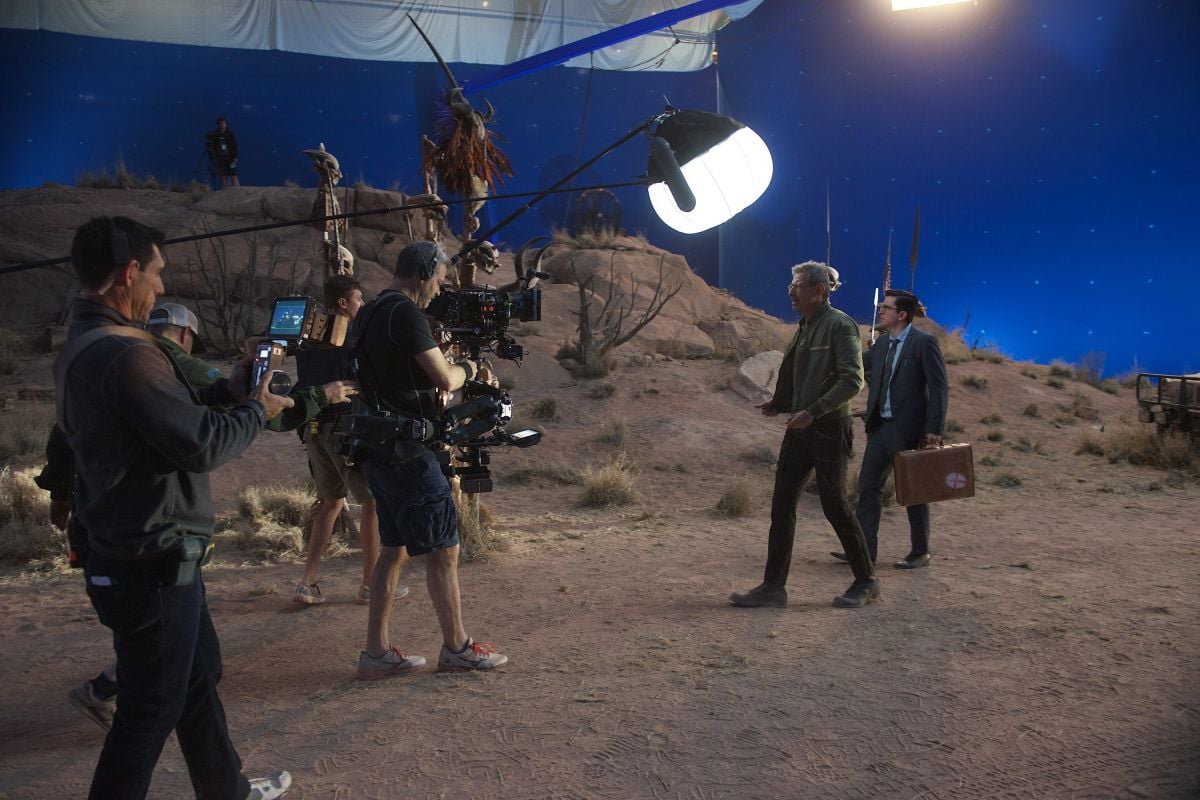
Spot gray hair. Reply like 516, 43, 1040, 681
791, 261, 841, 292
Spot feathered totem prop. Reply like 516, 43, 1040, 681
408, 13, 511, 286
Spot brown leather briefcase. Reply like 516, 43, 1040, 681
892, 443, 975, 506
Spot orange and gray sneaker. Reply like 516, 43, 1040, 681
356, 647, 427, 680
438, 638, 508, 672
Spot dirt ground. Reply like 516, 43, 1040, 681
1, 351, 1198, 799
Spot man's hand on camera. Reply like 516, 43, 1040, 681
227, 337, 266, 399
252, 370, 295, 421
755, 399, 779, 418
322, 380, 359, 405
49, 499, 71, 531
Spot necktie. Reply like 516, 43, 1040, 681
876, 337, 900, 416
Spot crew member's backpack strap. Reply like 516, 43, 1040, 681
344, 291, 406, 413
53, 325, 160, 434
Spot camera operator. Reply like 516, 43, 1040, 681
350, 240, 507, 679
58, 216, 293, 799
276, 275, 406, 607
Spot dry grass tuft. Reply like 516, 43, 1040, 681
937, 330, 971, 364
0, 467, 64, 563
216, 485, 312, 559
1021, 403, 1041, 418
0, 402, 57, 462
458, 498, 506, 561
741, 444, 778, 468
1098, 424, 1198, 474
595, 419, 627, 446
715, 475, 757, 517
587, 382, 617, 400
529, 397, 559, 420
981, 412, 1004, 425
579, 455, 637, 507
1049, 361, 1074, 378
960, 374, 988, 390
994, 473, 1023, 488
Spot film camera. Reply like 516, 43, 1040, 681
339, 381, 541, 493
251, 296, 348, 393
426, 285, 541, 362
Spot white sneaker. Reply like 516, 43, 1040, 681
438, 638, 508, 672
355, 583, 410, 605
293, 583, 326, 606
356, 646, 427, 680
68, 680, 116, 731
246, 770, 291, 799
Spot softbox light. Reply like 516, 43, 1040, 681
646, 110, 773, 234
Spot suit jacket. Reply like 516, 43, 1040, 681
863, 326, 948, 443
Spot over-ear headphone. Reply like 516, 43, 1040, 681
110, 220, 132, 265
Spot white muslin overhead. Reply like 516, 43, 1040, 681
1, 0, 764, 72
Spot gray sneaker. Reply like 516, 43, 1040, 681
356, 647, 427, 681
356, 583, 410, 605
246, 770, 291, 800
68, 680, 115, 731
438, 638, 508, 672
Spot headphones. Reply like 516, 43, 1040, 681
110, 221, 132, 265
402, 241, 444, 281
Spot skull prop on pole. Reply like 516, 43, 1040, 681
303, 144, 354, 279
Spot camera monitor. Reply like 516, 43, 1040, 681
268, 297, 310, 338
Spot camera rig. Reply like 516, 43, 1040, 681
251, 295, 347, 393
337, 380, 541, 493
425, 283, 541, 363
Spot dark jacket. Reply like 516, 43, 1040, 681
768, 301, 864, 421
863, 326, 949, 442
58, 299, 265, 561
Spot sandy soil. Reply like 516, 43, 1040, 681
1, 349, 1198, 799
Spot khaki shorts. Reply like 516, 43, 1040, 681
306, 421, 372, 503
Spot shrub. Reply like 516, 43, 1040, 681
595, 419, 626, 446
587, 382, 616, 400
937, 330, 971, 364
1102, 424, 1198, 472
1052, 414, 1078, 427
1021, 368, 1040, 379
1100, 379, 1120, 395
1073, 351, 1106, 387
0, 402, 56, 462
216, 485, 310, 559
458, 499, 505, 561
1069, 391, 1100, 421
986, 429, 1005, 442
1049, 361, 1073, 378
945, 419, 965, 433
579, 455, 637, 507
741, 444, 778, 467
1021, 403, 1041, 418
981, 412, 1004, 425
994, 473, 1023, 488
530, 397, 559, 420
0, 466, 63, 563
1046, 377, 1065, 390
1011, 436, 1045, 454
960, 375, 988, 389
979, 455, 1006, 467
1076, 432, 1106, 456
715, 475, 756, 517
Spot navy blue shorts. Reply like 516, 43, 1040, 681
362, 449, 458, 556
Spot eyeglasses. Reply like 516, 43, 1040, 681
878, 304, 898, 312
789, 282, 815, 290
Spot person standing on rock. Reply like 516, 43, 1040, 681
205, 116, 240, 188
730, 261, 880, 610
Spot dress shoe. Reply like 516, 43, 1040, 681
730, 583, 788, 608
894, 553, 931, 570
830, 551, 877, 566
832, 578, 881, 608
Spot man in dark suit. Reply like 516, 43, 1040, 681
835, 289, 948, 569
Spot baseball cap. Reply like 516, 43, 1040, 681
148, 302, 207, 353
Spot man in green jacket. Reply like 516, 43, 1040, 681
730, 261, 880, 610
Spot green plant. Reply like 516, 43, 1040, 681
715, 475, 756, 517
994, 473, 1023, 488
579, 455, 637, 507
960, 374, 988, 389
986, 429, 1005, 442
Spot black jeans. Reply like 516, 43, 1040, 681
856, 420, 930, 561
764, 417, 875, 585
86, 570, 250, 800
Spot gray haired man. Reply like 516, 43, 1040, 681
731, 261, 880, 609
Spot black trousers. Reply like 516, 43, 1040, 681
856, 419, 930, 561
86, 570, 250, 800
764, 417, 875, 585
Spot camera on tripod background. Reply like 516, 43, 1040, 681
251, 296, 347, 393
